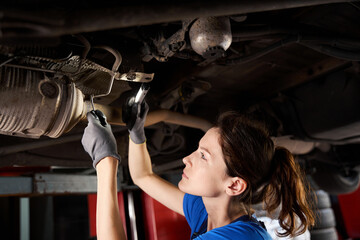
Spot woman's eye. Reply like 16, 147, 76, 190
200, 152, 207, 160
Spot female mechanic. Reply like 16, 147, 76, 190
82, 104, 315, 240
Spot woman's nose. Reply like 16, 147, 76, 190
182, 156, 188, 165
183, 154, 191, 166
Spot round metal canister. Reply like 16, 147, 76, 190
0, 67, 84, 138
189, 17, 232, 58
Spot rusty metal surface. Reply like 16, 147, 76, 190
189, 17, 232, 58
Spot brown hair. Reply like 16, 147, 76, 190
216, 111, 315, 237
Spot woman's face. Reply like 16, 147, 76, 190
178, 127, 230, 197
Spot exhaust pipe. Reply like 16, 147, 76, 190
0, 66, 312, 156
83, 102, 213, 132
0, 67, 212, 139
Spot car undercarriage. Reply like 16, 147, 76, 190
0, 0, 360, 195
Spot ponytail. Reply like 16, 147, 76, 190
264, 147, 315, 237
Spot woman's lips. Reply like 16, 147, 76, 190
182, 171, 189, 179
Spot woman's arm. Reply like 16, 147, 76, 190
126, 101, 185, 215
128, 139, 185, 215
81, 111, 126, 240
96, 157, 126, 240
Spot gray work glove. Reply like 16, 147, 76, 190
128, 100, 149, 144
82, 110, 121, 168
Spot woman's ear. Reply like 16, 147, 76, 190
225, 177, 247, 196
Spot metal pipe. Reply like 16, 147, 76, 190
92, 46, 122, 98
0, 127, 128, 157
0, 102, 212, 155
226, 37, 298, 65
145, 109, 213, 132
2, 0, 353, 37
272, 136, 316, 155
300, 42, 360, 61
231, 26, 296, 38
81, 102, 213, 132
228, 34, 360, 64
0, 101, 212, 155
0, 134, 84, 156
4, 98, 320, 156
0, 99, 319, 156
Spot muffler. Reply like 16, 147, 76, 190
0, 66, 212, 139
0, 66, 316, 157
0, 67, 84, 138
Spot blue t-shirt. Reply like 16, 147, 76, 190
183, 194, 272, 240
